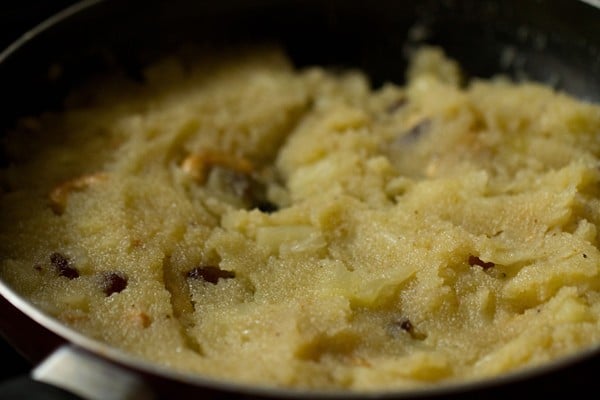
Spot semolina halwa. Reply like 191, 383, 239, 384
1, 46, 600, 390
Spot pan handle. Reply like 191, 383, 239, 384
30, 345, 156, 400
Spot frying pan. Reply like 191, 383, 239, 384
1, 0, 600, 398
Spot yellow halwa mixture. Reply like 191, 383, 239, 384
1, 46, 600, 391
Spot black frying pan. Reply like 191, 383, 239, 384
1, 0, 600, 399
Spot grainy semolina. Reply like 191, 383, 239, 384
1, 46, 600, 390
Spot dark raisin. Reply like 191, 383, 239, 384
403, 119, 431, 142
399, 319, 414, 332
50, 252, 79, 279
390, 119, 432, 148
256, 201, 279, 213
583, 254, 588, 258
101, 272, 128, 296
468, 255, 495, 270
186, 266, 235, 284
386, 97, 408, 114
392, 318, 427, 340
50, 252, 68, 268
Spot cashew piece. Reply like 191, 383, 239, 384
49, 172, 109, 215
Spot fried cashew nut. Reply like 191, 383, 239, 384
49, 172, 109, 215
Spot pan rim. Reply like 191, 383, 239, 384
0, 0, 600, 397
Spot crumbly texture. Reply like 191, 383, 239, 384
1, 46, 600, 391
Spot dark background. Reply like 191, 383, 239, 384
0, 1, 78, 51
0, 0, 78, 380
